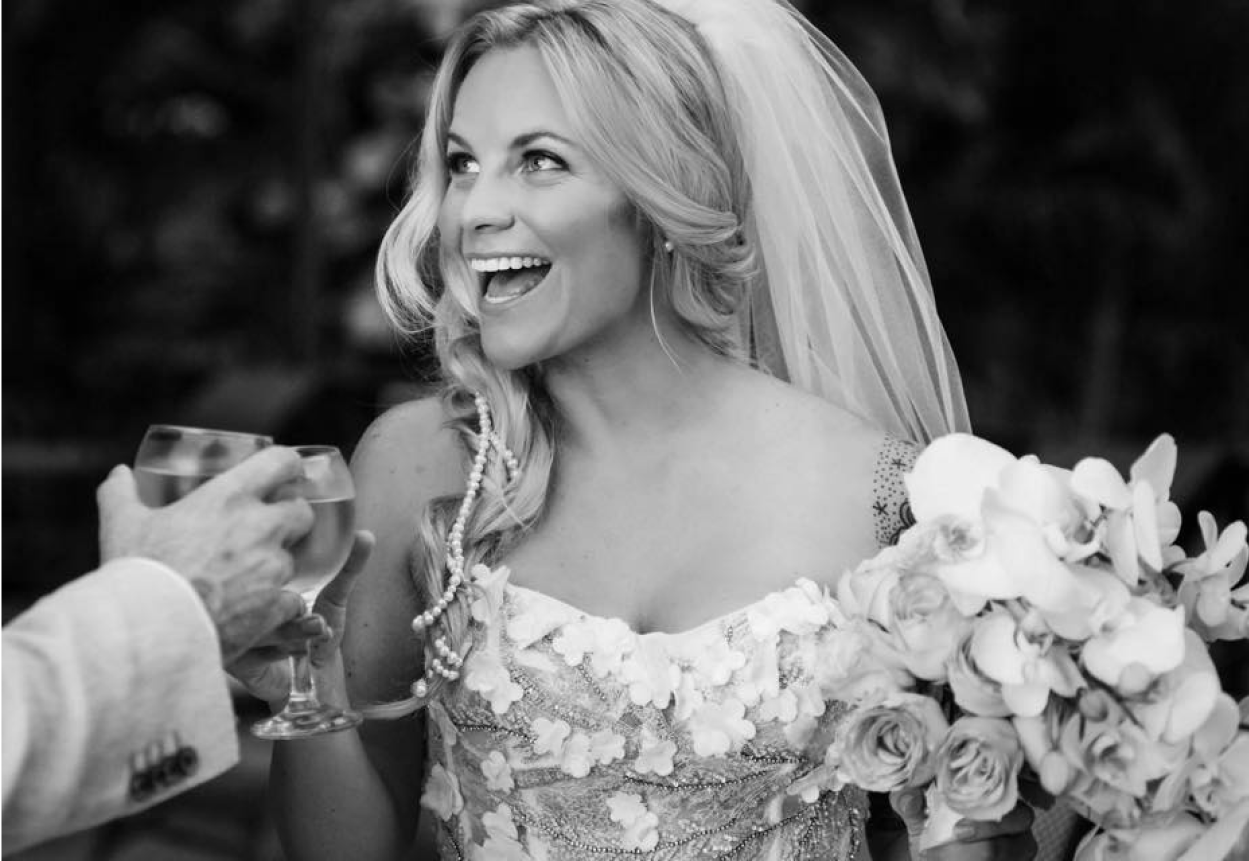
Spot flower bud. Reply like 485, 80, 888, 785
1017, 609, 1052, 643
1116, 662, 1153, 697
1040, 750, 1072, 795
1079, 689, 1113, 722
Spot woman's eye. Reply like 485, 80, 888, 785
446, 153, 479, 175
522, 151, 564, 172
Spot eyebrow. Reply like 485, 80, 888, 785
445, 130, 578, 151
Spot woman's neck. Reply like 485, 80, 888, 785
540, 325, 740, 457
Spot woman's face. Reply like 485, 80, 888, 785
438, 45, 650, 371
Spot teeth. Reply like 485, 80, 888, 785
468, 256, 550, 273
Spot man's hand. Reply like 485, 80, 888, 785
97, 446, 315, 662
891, 789, 1037, 860
228, 531, 374, 706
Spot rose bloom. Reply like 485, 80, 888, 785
888, 572, 972, 681
935, 716, 1023, 821
834, 692, 950, 792
837, 552, 903, 628
813, 618, 913, 704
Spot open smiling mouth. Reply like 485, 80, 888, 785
470, 256, 553, 306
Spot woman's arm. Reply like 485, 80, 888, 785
268, 397, 464, 861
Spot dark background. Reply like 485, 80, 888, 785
4, 0, 1248, 857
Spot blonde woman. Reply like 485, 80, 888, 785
238, 1, 1043, 858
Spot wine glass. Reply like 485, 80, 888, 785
134, 425, 273, 506
251, 445, 362, 740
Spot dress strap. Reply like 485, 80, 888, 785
872, 435, 920, 549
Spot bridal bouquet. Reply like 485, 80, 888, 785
825, 433, 1249, 860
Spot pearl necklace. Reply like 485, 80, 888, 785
410, 393, 520, 699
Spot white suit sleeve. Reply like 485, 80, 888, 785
2, 558, 240, 854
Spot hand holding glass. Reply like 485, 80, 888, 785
251, 445, 362, 740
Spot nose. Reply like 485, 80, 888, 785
459, 171, 515, 234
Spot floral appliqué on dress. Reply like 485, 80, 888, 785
421, 437, 918, 859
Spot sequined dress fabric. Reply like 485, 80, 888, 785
419, 438, 918, 860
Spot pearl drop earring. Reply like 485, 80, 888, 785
662, 239, 674, 253
410, 392, 520, 700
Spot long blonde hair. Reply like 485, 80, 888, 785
375, 0, 758, 704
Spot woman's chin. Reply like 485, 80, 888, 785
481, 330, 552, 372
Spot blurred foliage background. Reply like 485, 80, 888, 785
4, 0, 1248, 609
3, 1, 1248, 858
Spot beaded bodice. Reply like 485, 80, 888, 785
419, 437, 918, 860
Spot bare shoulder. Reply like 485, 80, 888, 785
726, 369, 888, 469
344, 395, 464, 702
715, 369, 900, 569
351, 395, 465, 510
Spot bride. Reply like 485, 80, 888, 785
235, 0, 1041, 858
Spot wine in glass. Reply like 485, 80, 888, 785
134, 425, 272, 506
251, 445, 362, 740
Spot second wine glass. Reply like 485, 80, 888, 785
251, 445, 362, 740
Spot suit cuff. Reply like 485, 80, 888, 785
93, 558, 240, 786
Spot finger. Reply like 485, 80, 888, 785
308, 626, 340, 667
215, 446, 306, 498
227, 653, 293, 702
267, 497, 315, 543
251, 613, 329, 648
264, 589, 310, 633
314, 531, 376, 616
924, 834, 1036, 861
889, 788, 927, 834
232, 644, 301, 663
96, 464, 141, 514
952, 803, 1036, 842
267, 477, 304, 504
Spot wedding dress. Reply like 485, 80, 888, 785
418, 438, 918, 860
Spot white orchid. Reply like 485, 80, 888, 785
1175, 511, 1249, 641
1081, 598, 1186, 692
1132, 630, 1222, 746
1070, 434, 1183, 584
969, 610, 1083, 717
906, 433, 1017, 524
905, 434, 1113, 615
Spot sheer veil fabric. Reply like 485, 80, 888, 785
658, 0, 971, 444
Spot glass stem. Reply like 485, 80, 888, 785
284, 641, 319, 712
